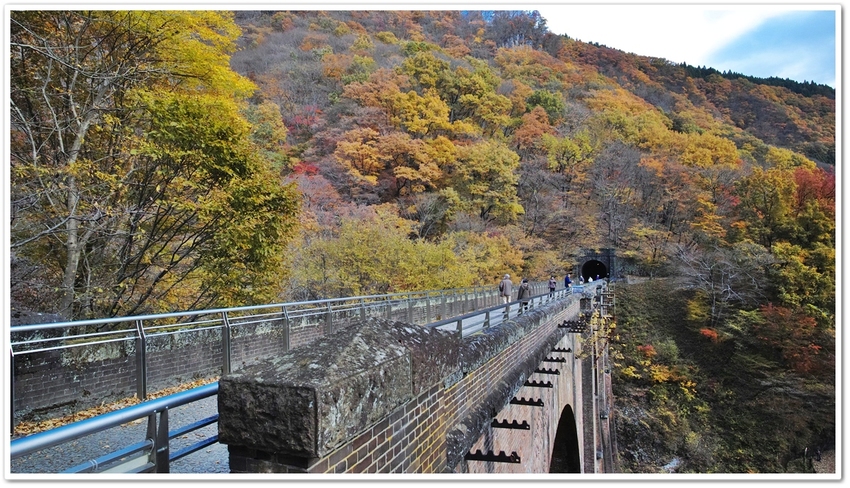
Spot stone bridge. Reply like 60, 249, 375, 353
217, 288, 618, 474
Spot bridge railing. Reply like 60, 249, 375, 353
10, 281, 557, 430
10, 382, 219, 473
428, 285, 588, 337
10, 281, 596, 475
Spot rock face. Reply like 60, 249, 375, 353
217, 317, 460, 459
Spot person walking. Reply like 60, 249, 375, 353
498, 274, 513, 304
548, 276, 557, 297
564, 273, 572, 292
517, 278, 531, 312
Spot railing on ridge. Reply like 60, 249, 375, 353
10, 280, 601, 474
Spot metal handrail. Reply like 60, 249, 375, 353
429, 286, 578, 337
8, 281, 554, 434
11, 382, 218, 462
10, 285, 502, 334
10, 282, 600, 474
9, 283, 556, 351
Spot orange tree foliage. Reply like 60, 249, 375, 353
752, 304, 834, 377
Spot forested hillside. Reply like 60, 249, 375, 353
9, 10, 834, 473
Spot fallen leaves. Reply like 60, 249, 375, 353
14, 377, 218, 437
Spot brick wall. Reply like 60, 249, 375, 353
223, 296, 584, 473
11, 290, 540, 428
12, 321, 286, 421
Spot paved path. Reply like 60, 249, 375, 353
10, 395, 228, 474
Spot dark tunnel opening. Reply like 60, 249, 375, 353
549, 405, 582, 473
580, 260, 608, 282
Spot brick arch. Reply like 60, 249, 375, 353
549, 404, 581, 473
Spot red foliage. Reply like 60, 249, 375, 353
755, 304, 832, 376
699, 328, 720, 343
292, 161, 320, 175
636, 344, 656, 358
794, 166, 835, 214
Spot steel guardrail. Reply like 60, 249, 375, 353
11, 382, 219, 473
9, 281, 551, 431
10, 281, 602, 474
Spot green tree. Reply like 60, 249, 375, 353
734, 167, 796, 249
10, 11, 299, 318
527, 89, 565, 123
448, 140, 524, 223
243, 100, 290, 171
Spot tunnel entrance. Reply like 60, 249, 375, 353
549, 405, 581, 473
580, 259, 608, 282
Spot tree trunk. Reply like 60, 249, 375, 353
58, 116, 94, 319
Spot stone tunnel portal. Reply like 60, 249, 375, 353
580, 259, 608, 282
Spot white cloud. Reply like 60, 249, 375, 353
536, 5, 791, 66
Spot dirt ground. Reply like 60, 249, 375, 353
812, 450, 835, 473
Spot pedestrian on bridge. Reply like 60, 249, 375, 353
499, 274, 513, 304
565, 273, 572, 291
517, 278, 530, 312
548, 276, 557, 297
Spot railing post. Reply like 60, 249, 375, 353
325, 302, 334, 334
407, 293, 414, 323
145, 411, 157, 468
440, 292, 446, 320
282, 306, 291, 352
10, 349, 15, 434
359, 298, 367, 321
135, 319, 148, 400
484, 310, 491, 329
425, 293, 432, 324
386, 297, 392, 319
456, 318, 463, 335
220, 312, 232, 375
155, 408, 170, 473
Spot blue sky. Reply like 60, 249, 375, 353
536, 4, 838, 87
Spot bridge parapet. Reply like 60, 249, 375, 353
218, 317, 461, 461
218, 293, 587, 473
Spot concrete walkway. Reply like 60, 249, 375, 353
10, 395, 228, 474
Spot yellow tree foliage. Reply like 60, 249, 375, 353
442, 231, 524, 285
334, 128, 383, 184
734, 167, 797, 248
288, 206, 477, 298
449, 140, 524, 223
10, 10, 298, 318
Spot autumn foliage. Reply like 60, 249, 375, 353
9, 9, 835, 473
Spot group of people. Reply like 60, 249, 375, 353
498, 272, 577, 311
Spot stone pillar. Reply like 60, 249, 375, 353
217, 317, 461, 473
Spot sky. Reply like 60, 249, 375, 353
535, 4, 838, 87
6, 2, 837, 86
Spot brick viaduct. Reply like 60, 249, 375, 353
217, 290, 618, 474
